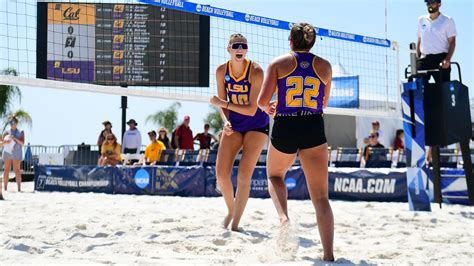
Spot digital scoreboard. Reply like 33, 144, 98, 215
37, 3, 210, 87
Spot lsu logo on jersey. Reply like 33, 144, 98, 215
227, 83, 249, 93
227, 84, 249, 105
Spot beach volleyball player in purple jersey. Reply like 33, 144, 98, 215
257, 23, 334, 261
210, 33, 269, 231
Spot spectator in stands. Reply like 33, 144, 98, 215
144, 130, 166, 165
194, 124, 218, 149
2, 117, 25, 192
174, 115, 194, 150
97, 121, 112, 153
122, 119, 142, 154
157, 127, 171, 149
99, 133, 122, 166
363, 120, 383, 145
393, 129, 405, 150
363, 132, 385, 161
97, 129, 111, 163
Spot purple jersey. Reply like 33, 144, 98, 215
275, 52, 326, 116
224, 60, 269, 132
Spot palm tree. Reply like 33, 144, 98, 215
205, 105, 223, 134
145, 102, 181, 133
0, 68, 32, 133
0, 68, 21, 116
2, 109, 33, 133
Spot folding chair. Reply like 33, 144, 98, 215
334, 147, 362, 168
365, 147, 393, 168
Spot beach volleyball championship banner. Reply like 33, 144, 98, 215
35, 165, 420, 203
139, 0, 390, 47
34, 165, 114, 194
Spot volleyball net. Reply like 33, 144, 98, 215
0, 0, 399, 116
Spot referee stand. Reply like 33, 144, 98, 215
403, 42, 473, 209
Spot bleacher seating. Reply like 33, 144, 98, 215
334, 147, 361, 168
203, 149, 218, 166
157, 149, 179, 166
428, 148, 460, 168
439, 148, 460, 168
396, 149, 407, 168
178, 149, 204, 166
365, 147, 393, 168
30, 144, 470, 169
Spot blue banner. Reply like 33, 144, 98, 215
115, 167, 155, 195
204, 166, 270, 198
204, 166, 309, 199
402, 79, 431, 211
286, 167, 311, 200
139, 0, 391, 47
113, 166, 206, 196
230, 166, 269, 198
329, 170, 407, 202
427, 168, 469, 205
34, 165, 114, 194
441, 169, 469, 205
35, 165, 468, 205
155, 166, 206, 196
329, 76, 359, 108
204, 166, 220, 197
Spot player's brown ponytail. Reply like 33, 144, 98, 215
290, 22, 316, 50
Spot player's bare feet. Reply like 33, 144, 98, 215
231, 226, 244, 233
223, 214, 232, 229
280, 217, 290, 228
323, 255, 335, 262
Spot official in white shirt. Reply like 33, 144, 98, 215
122, 119, 142, 154
416, 0, 456, 83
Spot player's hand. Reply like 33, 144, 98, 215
441, 59, 450, 69
223, 121, 234, 136
264, 101, 276, 115
210, 95, 225, 108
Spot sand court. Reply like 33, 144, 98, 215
0, 182, 472, 264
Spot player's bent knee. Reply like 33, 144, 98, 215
267, 175, 285, 183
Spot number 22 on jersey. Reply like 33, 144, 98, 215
285, 76, 320, 109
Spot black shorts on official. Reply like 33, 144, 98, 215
271, 113, 326, 154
